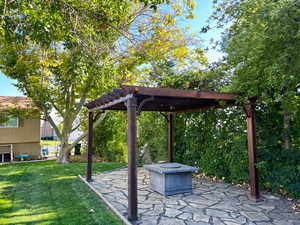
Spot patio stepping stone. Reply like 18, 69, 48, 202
164, 208, 182, 217
206, 208, 233, 219
178, 212, 193, 220
158, 217, 185, 225
240, 211, 270, 222
88, 168, 300, 225
193, 212, 210, 223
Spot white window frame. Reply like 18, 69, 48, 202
0, 115, 19, 128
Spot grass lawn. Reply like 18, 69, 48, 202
40, 140, 61, 147
0, 160, 126, 225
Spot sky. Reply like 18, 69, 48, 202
0, 0, 223, 97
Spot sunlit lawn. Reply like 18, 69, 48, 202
0, 160, 125, 225
40, 140, 60, 147
41, 140, 73, 147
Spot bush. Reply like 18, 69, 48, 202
93, 111, 127, 162
257, 148, 300, 197
173, 109, 249, 183
137, 112, 168, 164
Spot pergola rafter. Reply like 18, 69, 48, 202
85, 85, 260, 224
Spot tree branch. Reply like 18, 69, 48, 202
74, 94, 87, 117
50, 101, 64, 117
66, 111, 108, 151
2, 0, 8, 19
44, 112, 62, 140
71, 121, 81, 133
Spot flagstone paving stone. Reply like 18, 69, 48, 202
90, 168, 300, 225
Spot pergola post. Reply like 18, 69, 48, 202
86, 111, 94, 182
245, 99, 260, 201
127, 97, 138, 223
168, 113, 174, 162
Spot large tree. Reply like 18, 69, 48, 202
211, 0, 300, 149
0, 0, 196, 163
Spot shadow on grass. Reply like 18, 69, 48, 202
0, 160, 126, 225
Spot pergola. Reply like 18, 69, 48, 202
85, 85, 259, 224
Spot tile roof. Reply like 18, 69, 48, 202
0, 96, 35, 110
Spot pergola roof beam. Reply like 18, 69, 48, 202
89, 94, 133, 112
121, 85, 238, 100
86, 85, 239, 112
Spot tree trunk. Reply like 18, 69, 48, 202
57, 116, 73, 164
57, 136, 71, 163
55, 111, 108, 164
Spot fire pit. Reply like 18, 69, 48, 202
144, 163, 198, 196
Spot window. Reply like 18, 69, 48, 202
0, 114, 19, 128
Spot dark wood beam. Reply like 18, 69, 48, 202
86, 111, 94, 182
127, 97, 138, 223
102, 94, 110, 104
122, 85, 238, 100
137, 96, 155, 115
86, 86, 240, 111
112, 88, 126, 97
168, 113, 174, 162
175, 102, 236, 113
109, 89, 123, 100
244, 99, 260, 201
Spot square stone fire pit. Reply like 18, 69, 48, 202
144, 163, 198, 196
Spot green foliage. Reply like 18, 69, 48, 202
0, 105, 40, 124
254, 103, 300, 197
257, 148, 300, 197
172, 109, 249, 183
0, 0, 132, 46
0, 0, 139, 162
224, 0, 300, 107
211, 0, 300, 150
0, 0, 198, 163
137, 112, 168, 163
92, 112, 128, 162
204, 0, 300, 197
92, 111, 168, 163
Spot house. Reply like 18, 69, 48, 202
0, 96, 40, 162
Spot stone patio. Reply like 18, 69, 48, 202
90, 168, 300, 225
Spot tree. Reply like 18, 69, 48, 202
211, 0, 300, 149
0, 0, 196, 163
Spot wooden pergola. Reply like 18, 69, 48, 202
85, 85, 259, 224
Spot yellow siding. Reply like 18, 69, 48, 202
13, 142, 41, 158
0, 118, 40, 143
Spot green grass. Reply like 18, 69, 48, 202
0, 160, 126, 225
40, 140, 61, 147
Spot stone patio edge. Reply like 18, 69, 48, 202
78, 175, 132, 225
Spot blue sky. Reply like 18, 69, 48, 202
0, 74, 22, 96
0, 0, 222, 97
